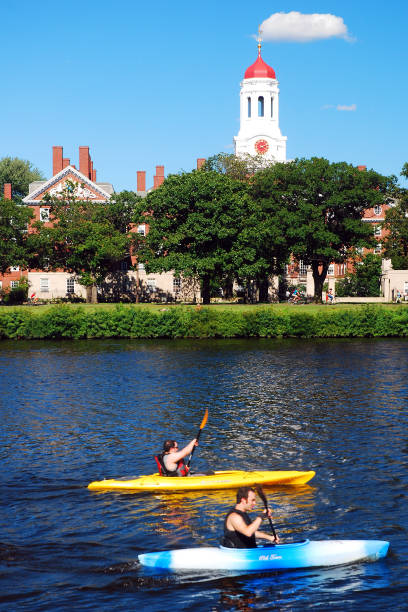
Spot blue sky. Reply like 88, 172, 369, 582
1, 0, 407, 191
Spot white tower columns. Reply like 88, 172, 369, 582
234, 37, 287, 162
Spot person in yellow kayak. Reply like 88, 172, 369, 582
155, 438, 198, 477
221, 486, 280, 548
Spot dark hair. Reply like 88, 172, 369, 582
236, 486, 255, 504
163, 440, 176, 453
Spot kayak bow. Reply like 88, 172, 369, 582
88, 469, 315, 492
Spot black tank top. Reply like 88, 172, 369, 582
221, 508, 257, 548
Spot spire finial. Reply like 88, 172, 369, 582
257, 25, 263, 56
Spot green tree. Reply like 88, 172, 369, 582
251, 157, 394, 302
31, 183, 137, 303
0, 157, 44, 199
134, 170, 250, 304
202, 152, 270, 180
382, 164, 408, 269
335, 253, 382, 297
0, 197, 34, 274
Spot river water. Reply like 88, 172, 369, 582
0, 337, 407, 611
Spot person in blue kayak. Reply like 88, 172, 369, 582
221, 486, 279, 548
155, 438, 198, 476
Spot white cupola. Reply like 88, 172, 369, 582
234, 33, 287, 162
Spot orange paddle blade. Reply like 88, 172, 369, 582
200, 409, 209, 430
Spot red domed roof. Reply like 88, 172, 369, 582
244, 49, 276, 79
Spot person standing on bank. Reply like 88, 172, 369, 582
159, 439, 198, 476
221, 486, 280, 548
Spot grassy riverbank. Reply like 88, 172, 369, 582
1, 302, 408, 340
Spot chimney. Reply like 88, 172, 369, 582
92, 169, 96, 182
62, 157, 70, 169
53, 146, 63, 175
137, 171, 146, 192
197, 158, 206, 169
4, 183, 12, 200
154, 165, 164, 188
357, 165, 367, 172
79, 146, 91, 178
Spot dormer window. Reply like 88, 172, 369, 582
374, 205, 382, 215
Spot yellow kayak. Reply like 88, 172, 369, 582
87, 470, 315, 492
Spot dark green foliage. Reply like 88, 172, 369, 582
251, 158, 395, 302
0, 197, 34, 273
0, 157, 44, 199
335, 254, 382, 297
2, 305, 408, 340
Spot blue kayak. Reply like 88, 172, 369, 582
138, 539, 389, 571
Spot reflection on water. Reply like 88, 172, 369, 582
0, 337, 407, 610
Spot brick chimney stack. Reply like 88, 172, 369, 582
197, 158, 206, 169
357, 165, 367, 171
53, 146, 63, 175
4, 183, 12, 200
137, 171, 146, 192
79, 146, 91, 178
62, 157, 70, 169
153, 165, 164, 189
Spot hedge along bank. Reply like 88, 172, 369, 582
1, 305, 408, 340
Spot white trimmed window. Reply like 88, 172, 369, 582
137, 224, 146, 235
11, 280, 19, 288
404, 281, 408, 294
327, 264, 335, 275
374, 242, 382, 254
10, 266, 20, 272
40, 278, 49, 292
298, 260, 308, 275
147, 278, 156, 291
374, 225, 381, 236
173, 277, 181, 293
40, 208, 50, 222
374, 205, 382, 216
67, 278, 75, 294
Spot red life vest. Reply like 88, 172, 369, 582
155, 453, 189, 477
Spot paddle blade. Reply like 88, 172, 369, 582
200, 409, 209, 430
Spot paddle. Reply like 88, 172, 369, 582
186, 408, 209, 469
255, 484, 277, 541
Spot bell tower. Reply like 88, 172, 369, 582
234, 30, 287, 162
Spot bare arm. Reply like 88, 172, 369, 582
163, 439, 197, 471
226, 512, 263, 538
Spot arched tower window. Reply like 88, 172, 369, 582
271, 97, 274, 118
247, 97, 251, 118
258, 96, 264, 117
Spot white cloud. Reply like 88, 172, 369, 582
259, 12, 353, 43
337, 104, 357, 111
321, 103, 357, 112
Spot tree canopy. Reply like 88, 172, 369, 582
0, 197, 34, 274
0, 157, 44, 199
382, 164, 408, 269
250, 157, 395, 301
335, 253, 382, 297
134, 170, 251, 303
31, 183, 139, 302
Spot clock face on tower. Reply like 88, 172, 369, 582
254, 139, 269, 155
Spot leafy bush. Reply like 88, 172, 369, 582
1, 304, 408, 340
